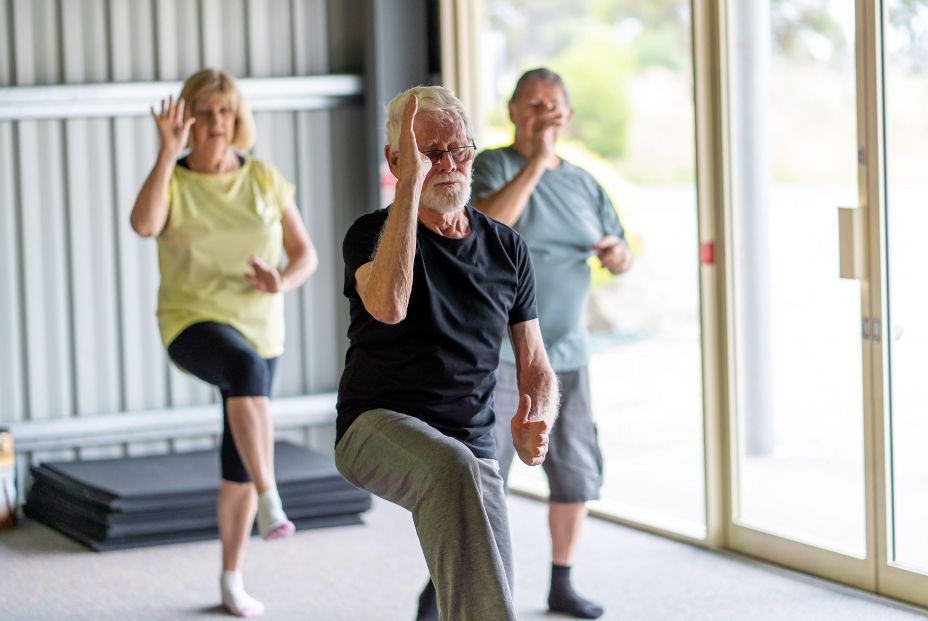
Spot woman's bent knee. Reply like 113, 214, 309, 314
225, 350, 268, 396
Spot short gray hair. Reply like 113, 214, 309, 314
510, 67, 571, 107
384, 85, 473, 154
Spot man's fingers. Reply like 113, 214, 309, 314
402, 94, 419, 134
514, 394, 531, 426
593, 235, 621, 252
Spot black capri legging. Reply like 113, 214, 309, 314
167, 321, 278, 483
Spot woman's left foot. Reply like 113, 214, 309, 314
257, 488, 294, 540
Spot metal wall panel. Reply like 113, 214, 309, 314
12, 0, 61, 86
293, 0, 329, 75
329, 106, 371, 361
109, 0, 157, 81
112, 116, 170, 413
246, 0, 294, 77
0, 121, 24, 422
201, 0, 248, 76
155, 0, 202, 80
17, 119, 74, 421
65, 117, 123, 416
61, 0, 109, 84
0, 0, 12, 86
297, 110, 340, 392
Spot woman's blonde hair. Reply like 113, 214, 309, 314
179, 68, 256, 151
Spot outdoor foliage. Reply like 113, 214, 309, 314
550, 29, 633, 158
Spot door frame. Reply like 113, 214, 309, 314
716, 0, 878, 592
868, 0, 928, 608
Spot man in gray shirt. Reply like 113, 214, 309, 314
464, 67, 632, 619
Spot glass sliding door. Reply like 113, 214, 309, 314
880, 0, 928, 602
725, 0, 871, 579
475, 0, 706, 538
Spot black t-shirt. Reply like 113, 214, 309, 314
336, 205, 537, 458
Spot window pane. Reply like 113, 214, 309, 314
727, 0, 865, 556
480, 0, 706, 535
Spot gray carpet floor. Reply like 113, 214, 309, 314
2, 495, 926, 621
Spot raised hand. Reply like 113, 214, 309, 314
511, 394, 551, 466
151, 95, 196, 159
397, 94, 432, 186
592, 235, 633, 274
528, 109, 565, 165
246, 255, 283, 293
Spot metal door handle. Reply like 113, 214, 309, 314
838, 206, 864, 280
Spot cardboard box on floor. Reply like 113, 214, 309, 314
0, 428, 15, 528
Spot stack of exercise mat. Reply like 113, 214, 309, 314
24, 441, 371, 551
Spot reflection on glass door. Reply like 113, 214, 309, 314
883, 0, 928, 575
727, 0, 866, 556
477, 0, 706, 536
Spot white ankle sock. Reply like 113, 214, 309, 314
256, 488, 293, 539
221, 570, 264, 617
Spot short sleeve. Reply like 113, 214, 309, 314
594, 179, 625, 240
158, 171, 179, 238
508, 233, 537, 325
342, 214, 385, 299
253, 159, 296, 216
471, 149, 510, 203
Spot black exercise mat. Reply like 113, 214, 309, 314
32, 442, 352, 512
25, 506, 364, 552
28, 480, 369, 530
25, 492, 372, 540
26, 484, 370, 537
30, 465, 357, 513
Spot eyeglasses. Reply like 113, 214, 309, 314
419, 144, 477, 165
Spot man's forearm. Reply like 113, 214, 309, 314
474, 158, 546, 226
520, 364, 559, 426
363, 180, 420, 322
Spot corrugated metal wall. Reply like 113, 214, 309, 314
0, 0, 370, 462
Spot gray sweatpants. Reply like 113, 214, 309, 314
335, 408, 516, 621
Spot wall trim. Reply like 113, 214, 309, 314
7, 393, 337, 452
0, 75, 363, 121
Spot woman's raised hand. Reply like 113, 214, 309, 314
151, 95, 196, 158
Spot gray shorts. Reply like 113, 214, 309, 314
493, 363, 603, 503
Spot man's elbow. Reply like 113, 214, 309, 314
363, 300, 406, 325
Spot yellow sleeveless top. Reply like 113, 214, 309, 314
156, 157, 295, 358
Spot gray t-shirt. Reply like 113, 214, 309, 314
472, 145, 625, 372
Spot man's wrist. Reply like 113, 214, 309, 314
394, 179, 423, 206
524, 154, 549, 176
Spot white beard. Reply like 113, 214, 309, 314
421, 173, 472, 214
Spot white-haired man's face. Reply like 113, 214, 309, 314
411, 112, 474, 214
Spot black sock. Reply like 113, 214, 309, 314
548, 564, 604, 619
415, 579, 439, 621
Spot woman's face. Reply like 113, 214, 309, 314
189, 94, 236, 153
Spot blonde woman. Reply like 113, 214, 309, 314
131, 68, 317, 617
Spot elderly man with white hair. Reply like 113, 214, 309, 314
334, 85, 559, 620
